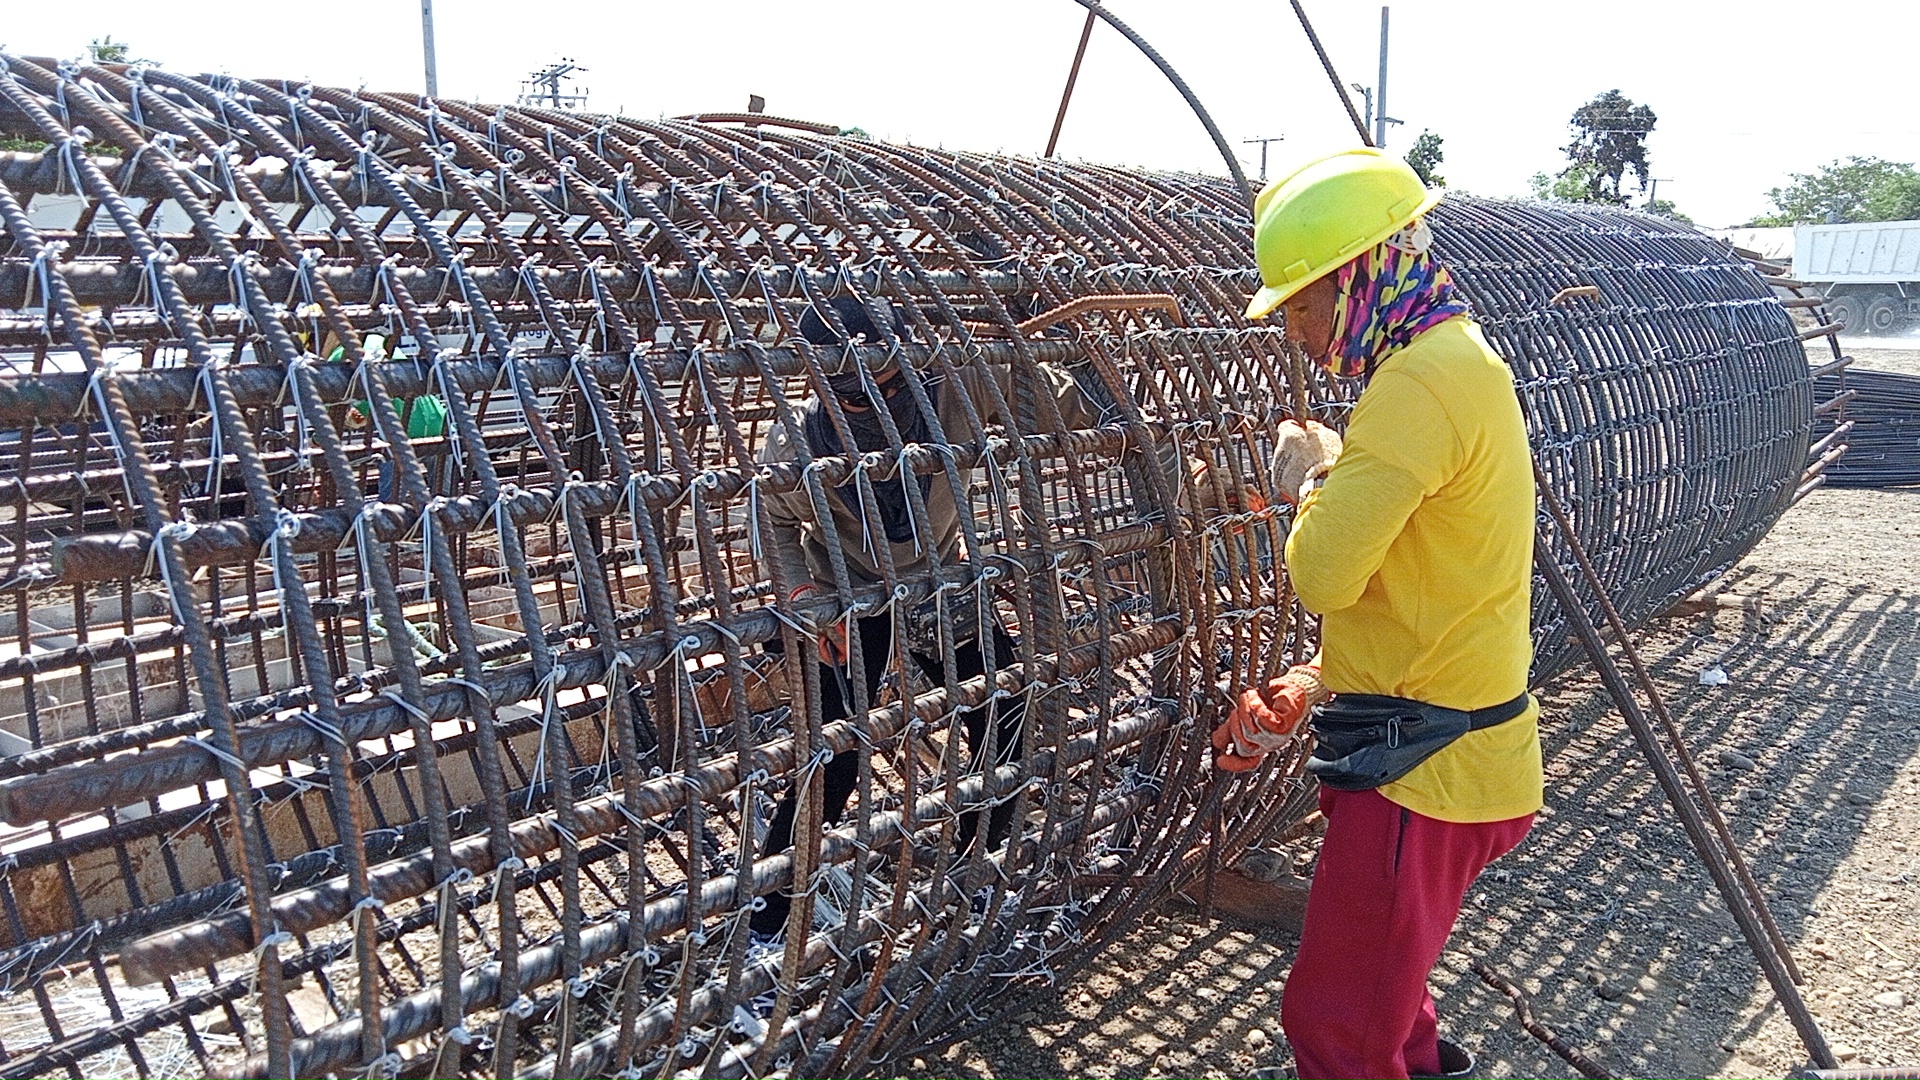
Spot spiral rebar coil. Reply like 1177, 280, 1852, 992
0, 60, 1818, 1079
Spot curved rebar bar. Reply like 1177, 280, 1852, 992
0, 63, 1824, 1079
1062, 0, 1255, 202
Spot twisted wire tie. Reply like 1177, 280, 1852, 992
25, 240, 63, 329
489, 859, 524, 908
440, 675, 490, 700
294, 710, 349, 749
181, 735, 325, 796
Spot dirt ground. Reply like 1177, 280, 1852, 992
900, 343, 1920, 1079
1837, 338, 1920, 378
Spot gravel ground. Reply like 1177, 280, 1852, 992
900, 410, 1920, 1077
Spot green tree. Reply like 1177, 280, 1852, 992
1557, 89, 1656, 205
87, 36, 135, 64
1751, 157, 1920, 225
1644, 197, 1693, 225
1530, 165, 1690, 222
1529, 163, 1600, 203
1404, 130, 1445, 187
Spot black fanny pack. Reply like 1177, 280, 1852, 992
1306, 690, 1531, 791
902, 589, 982, 655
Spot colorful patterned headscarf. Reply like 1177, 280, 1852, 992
1323, 218, 1471, 378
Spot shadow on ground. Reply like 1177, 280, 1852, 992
1455, 562, 1920, 1078
900, 488, 1920, 1079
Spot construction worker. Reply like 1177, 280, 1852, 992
1225, 149, 1543, 1079
748, 294, 1102, 949
330, 332, 450, 501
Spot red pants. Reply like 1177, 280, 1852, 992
1281, 787, 1533, 1079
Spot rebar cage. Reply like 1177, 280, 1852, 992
0, 60, 1819, 1079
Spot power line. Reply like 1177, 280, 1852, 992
518, 59, 590, 110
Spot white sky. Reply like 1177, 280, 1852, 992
5, 0, 1916, 227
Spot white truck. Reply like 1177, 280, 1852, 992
1794, 220, 1920, 335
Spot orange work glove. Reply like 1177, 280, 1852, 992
817, 620, 849, 666
1269, 420, 1343, 506
1187, 457, 1270, 516
1213, 664, 1327, 772
789, 584, 850, 666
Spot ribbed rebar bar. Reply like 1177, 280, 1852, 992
1814, 369, 1920, 487
0, 63, 1827, 1079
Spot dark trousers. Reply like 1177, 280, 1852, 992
750, 614, 1025, 934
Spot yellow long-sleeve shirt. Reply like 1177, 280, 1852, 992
1285, 315, 1543, 824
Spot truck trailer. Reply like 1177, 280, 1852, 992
1794, 220, 1920, 334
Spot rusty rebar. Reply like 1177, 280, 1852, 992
0, 59, 1829, 1079
1470, 959, 1615, 1080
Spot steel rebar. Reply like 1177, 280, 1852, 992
0, 61, 1836, 1079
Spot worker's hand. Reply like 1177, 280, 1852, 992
816, 619, 850, 667
1213, 664, 1327, 771
1270, 420, 1343, 506
1187, 456, 1269, 517
788, 584, 851, 667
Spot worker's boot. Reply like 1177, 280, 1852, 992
1412, 1038, 1476, 1079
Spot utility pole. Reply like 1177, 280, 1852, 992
1646, 177, 1671, 209
420, 0, 439, 97
1374, 6, 1390, 148
1354, 10, 1401, 149
1242, 136, 1285, 182
518, 60, 590, 110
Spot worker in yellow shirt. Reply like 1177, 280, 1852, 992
1221, 149, 1543, 1079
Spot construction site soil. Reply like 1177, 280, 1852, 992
901, 340, 1920, 1079
1837, 339, 1920, 380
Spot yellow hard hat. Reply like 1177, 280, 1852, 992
1244, 148, 1444, 320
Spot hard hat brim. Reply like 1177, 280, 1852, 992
1244, 283, 1291, 321
1243, 187, 1446, 321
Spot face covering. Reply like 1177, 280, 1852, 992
1324, 218, 1471, 378
802, 375, 940, 547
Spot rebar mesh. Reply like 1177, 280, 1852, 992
0, 61, 1819, 1079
